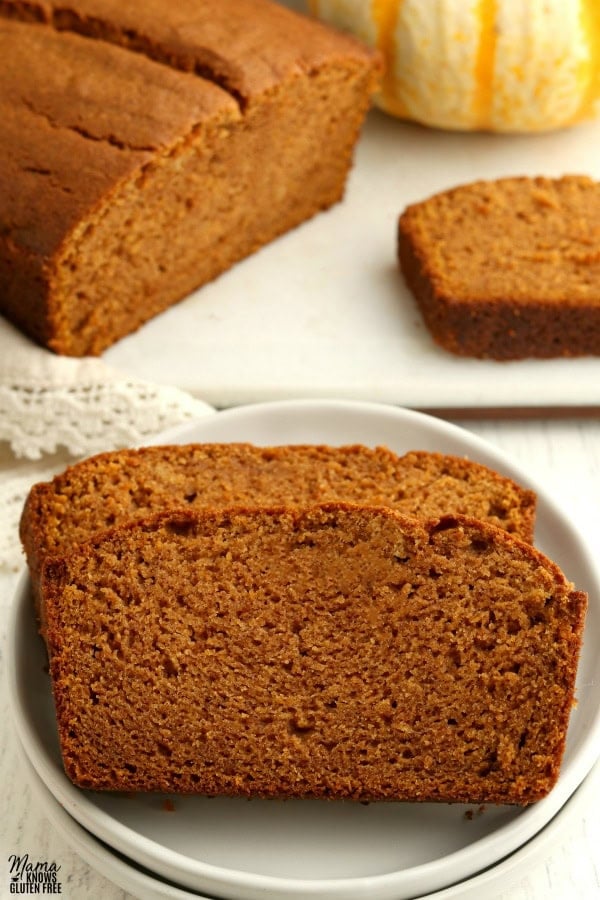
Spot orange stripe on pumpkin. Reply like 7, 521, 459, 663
372, 0, 407, 118
577, 0, 600, 123
472, 0, 498, 129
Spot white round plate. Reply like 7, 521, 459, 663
20, 747, 600, 900
8, 401, 600, 900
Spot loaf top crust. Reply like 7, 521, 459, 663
3, 0, 375, 100
0, 0, 377, 257
42, 504, 586, 801
398, 175, 600, 307
1, 18, 238, 257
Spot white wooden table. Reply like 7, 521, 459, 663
1, 414, 599, 899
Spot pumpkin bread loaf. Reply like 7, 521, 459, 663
20, 442, 537, 607
0, 0, 379, 355
398, 176, 600, 359
41, 504, 586, 802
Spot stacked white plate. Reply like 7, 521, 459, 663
19, 750, 600, 900
8, 401, 600, 899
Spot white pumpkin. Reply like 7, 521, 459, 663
308, 0, 600, 132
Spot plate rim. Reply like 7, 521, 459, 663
18, 743, 600, 900
8, 399, 600, 899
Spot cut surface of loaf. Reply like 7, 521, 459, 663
398, 176, 600, 359
20, 442, 537, 602
0, 0, 379, 355
41, 504, 586, 803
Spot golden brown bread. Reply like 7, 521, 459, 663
398, 175, 600, 359
42, 503, 586, 802
20, 442, 537, 609
0, 0, 379, 355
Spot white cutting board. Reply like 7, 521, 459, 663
105, 19, 600, 413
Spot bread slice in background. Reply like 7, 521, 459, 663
398, 176, 600, 359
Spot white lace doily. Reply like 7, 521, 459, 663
0, 318, 215, 570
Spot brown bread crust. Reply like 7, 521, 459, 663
42, 504, 586, 803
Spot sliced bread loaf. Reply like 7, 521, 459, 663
0, 1, 378, 355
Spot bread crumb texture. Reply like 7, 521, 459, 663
42, 503, 586, 805
398, 175, 600, 359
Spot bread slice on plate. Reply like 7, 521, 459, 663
41, 503, 586, 804
21, 442, 537, 610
